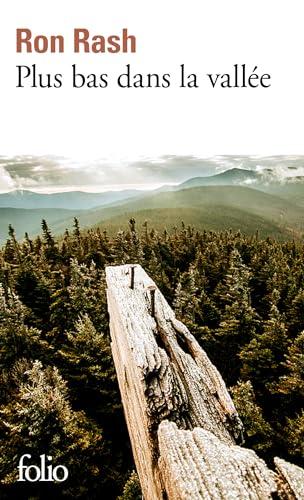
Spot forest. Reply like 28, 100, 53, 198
0, 217, 303, 499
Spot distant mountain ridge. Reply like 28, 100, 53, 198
0, 168, 303, 244
1, 167, 303, 210
177, 168, 304, 190
178, 168, 261, 189
0, 189, 142, 210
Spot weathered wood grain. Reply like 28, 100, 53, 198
158, 421, 277, 500
106, 264, 304, 500
274, 458, 304, 499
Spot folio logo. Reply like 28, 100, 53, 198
17, 454, 69, 482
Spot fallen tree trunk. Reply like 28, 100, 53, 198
106, 264, 304, 500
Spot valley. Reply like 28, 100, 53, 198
0, 167, 303, 243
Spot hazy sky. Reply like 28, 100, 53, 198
0, 154, 303, 193
1, 0, 303, 190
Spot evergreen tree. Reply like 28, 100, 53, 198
276, 331, 304, 401
127, 219, 144, 263
211, 250, 259, 383
41, 220, 59, 262
59, 314, 120, 417
0, 360, 104, 498
8, 225, 21, 264
49, 271, 72, 337
117, 471, 141, 500
240, 292, 290, 392
285, 410, 304, 466
173, 266, 199, 326
288, 289, 304, 336
67, 259, 107, 329
15, 265, 51, 331
0, 285, 48, 370
230, 381, 274, 454
1, 218, 304, 492
113, 230, 129, 264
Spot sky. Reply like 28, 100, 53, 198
1, 1, 304, 191
0, 154, 303, 193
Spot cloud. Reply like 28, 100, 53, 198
0, 165, 15, 192
0, 154, 303, 193
0, 155, 218, 192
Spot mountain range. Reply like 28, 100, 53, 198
0, 168, 303, 243
0, 188, 141, 210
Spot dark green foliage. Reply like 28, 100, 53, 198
240, 298, 290, 392
230, 381, 274, 454
117, 471, 142, 500
285, 411, 304, 462
15, 265, 51, 330
0, 219, 304, 497
275, 330, 304, 416
0, 286, 48, 371
0, 360, 104, 498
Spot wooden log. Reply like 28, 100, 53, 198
158, 421, 277, 499
105, 264, 304, 500
274, 458, 304, 500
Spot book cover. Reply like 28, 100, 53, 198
0, 1, 303, 498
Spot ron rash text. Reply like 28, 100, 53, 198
16, 28, 137, 54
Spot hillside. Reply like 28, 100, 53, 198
256, 182, 304, 207
177, 171, 304, 208
1, 185, 303, 243
51, 186, 304, 240
92, 207, 290, 240
0, 207, 77, 243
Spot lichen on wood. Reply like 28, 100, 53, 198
158, 421, 277, 500
106, 264, 304, 500
274, 457, 304, 499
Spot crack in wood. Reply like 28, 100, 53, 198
106, 264, 304, 500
